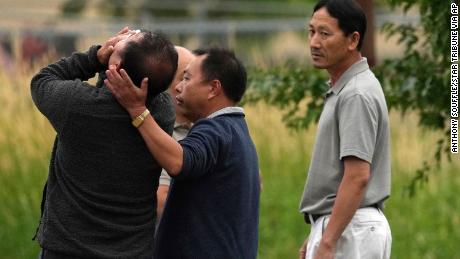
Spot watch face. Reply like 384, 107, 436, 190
132, 109, 150, 127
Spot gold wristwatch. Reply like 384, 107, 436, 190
132, 109, 150, 128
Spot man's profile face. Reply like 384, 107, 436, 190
175, 55, 211, 122
308, 7, 351, 70
168, 48, 195, 118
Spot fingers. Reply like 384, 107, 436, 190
106, 45, 114, 56
119, 69, 149, 96
299, 248, 306, 259
105, 69, 147, 114
299, 238, 309, 259
118, 69, 148, 96
105, 67, 140, 93
119, 68, 135, 87
299, 245, 306, 259
106, 66, 124, 85
108, 33, 128, 46
140, 78, 149, 96
104, 69, 128, 102
104, 79, 116, 96
117, 26, 130, 35
107, 27, 139, 48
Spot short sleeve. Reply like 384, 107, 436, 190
338, 94, 378, 163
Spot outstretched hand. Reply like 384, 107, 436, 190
104, 65, 148, 118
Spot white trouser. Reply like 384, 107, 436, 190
305, 207, 392, 259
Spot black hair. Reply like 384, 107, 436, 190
192, 48, 247, 103
121, 31, 178, 99
313, 0, 367, 50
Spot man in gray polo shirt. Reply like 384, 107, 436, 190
299, 1, 392, 259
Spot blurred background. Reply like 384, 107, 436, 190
0, 0, 458, 258
0, 0, 416, 67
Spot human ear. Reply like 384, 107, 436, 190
208, 79, 222, 99
348, 32, 360, 51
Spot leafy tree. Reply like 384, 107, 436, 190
245, 0, 456, 195
60, 0, 315, 18
375, 0, 456, 195
244, 65, 327, 129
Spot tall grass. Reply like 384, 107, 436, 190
0, 65, 459, 258
245, 104, 460, 259
0, 64, 53, 258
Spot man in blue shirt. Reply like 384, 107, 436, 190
105, 48, 260, 259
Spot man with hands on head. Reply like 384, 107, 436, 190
105, 48, 260, 259
31, 27, 177, 258
298, 1, 392, 259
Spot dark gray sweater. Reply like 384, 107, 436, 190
31, 46, 174, 258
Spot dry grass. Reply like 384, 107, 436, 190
0, 56, 459, 258
0, 62, 54, 174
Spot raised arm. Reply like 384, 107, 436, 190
30, 27, 132, 132
105, 67, 184, 176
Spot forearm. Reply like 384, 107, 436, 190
156, 185, 169, 218
137, 113, 184, 176
321, 177, 366, 245
31, 46, 102, 102
320, 158, 370, 247
34, 46, 102, 85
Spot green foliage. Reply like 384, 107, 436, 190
246, 1, 456, 195
244, 65, 328, 130
378, 0, 451, 128
60, 0, 314, 19
375, 0, 455, 194
60, 0, 87, 17
98, 0, 128, 18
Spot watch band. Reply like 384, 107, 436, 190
132, 109, 150, 128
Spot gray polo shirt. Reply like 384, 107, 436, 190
299, 58, 391, 215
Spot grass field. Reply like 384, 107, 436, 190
1, 65, 459, 259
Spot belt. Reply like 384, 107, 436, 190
304, 204, 379, 225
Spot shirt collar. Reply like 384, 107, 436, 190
174, 121, 192, 130
207, 107, 245, 119
328, 57, 369, 96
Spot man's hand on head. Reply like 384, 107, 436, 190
96, 27, 133, 65
104, 66, 148, 118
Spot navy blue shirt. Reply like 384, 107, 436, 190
154, 110, 260, 259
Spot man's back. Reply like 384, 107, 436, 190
31, 46, 175, 258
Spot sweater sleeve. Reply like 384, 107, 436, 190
30, 45, 105, 133
175, 119, 229, 180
